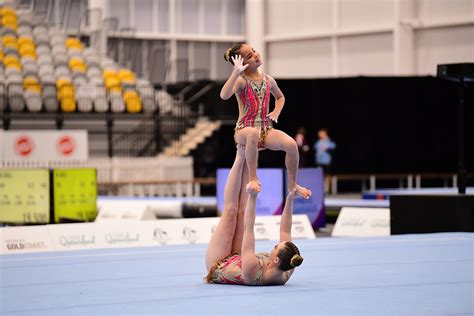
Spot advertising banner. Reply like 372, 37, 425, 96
332, 207, 390, 237
0, 169, 50, 224
1, 130, 88, 162
0, 226, 54, 254
53, 168, 97, 223
0, 215, 315, 254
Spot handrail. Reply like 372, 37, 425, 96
98, 177, 216, 186
183, 83, 214, 106
98, 177, 216, 197
330, 172, 474, 194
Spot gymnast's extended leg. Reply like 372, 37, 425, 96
205, 146, 246, 270
264, 129, 312, 198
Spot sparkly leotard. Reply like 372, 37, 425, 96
206, 252, 270, 286
234, 75, 273, 147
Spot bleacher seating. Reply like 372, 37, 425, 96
0, 5, 157, 114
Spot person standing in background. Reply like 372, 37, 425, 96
314, 128, 336, 193
294, 127, 310, 168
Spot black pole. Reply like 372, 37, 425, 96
56, 112, 63, 130
3, 110, 10, 130
458, 77, 467, 194
154, 110, 161, 154
107, 114, 114, 158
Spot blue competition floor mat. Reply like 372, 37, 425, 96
1, 233, 472, 315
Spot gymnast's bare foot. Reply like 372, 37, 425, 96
289, 184, 312, 199
246, 179, 261, 194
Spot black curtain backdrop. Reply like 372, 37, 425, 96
197, 76, 473, 175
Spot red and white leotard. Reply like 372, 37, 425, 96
235, 74, 272, 131
206, 252, 270, 286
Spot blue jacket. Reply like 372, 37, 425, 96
314, 138, 336, 165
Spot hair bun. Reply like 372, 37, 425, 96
290, 254, 303, 267
224, 48, 232, 62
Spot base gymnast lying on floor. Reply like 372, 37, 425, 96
205, 145, 307, 286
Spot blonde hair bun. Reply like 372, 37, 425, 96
290, 254, 303, 267
224, 48, 232, 62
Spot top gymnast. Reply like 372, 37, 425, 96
220, 43, 312, 198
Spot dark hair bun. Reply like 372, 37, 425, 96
290, 254, 303, 267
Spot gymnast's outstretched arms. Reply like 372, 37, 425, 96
241, 190, 259, 283
280, 189, 297, 243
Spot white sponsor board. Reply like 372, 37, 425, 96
95, 199, 182, 221
1, 130, 88, 162
0, 225, 54, 253
0, 215, 315, 254
49, 222, 150, 251
332, 207, 390, 237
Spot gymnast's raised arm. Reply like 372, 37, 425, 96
241, 190, 259, 282
280, 189, 297, 242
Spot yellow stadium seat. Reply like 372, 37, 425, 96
58, 85, 75, 102
21, 52, 36, 60
2, 35, 17, 46
23, 76, 41, 93
105, 77, 121, 90
68, 58, 87, 72
65, 38, 82, 49
56, 79, 71, 89
4, 55, 21, 68
5, 62, 21, 70
118, 69, 136, 83
4, 42, 19, 52
19, 44, 36, 56
60, 97, 76, 112
18, 37, 34, 47
124, 90, 142, 113
71, 64, 87, 73
102, 69, 117, 79
1, 7, 17, 16
2, 16, 18, 26
4, 24, 18, 31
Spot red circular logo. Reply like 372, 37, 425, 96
15, 136, 34, 157
57, 136, 75, 156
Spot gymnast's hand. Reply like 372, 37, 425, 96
266, 109, 281, 123
231, 55, 249, 74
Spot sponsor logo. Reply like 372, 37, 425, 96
105, 232, 139, 244
59, 235, 95, 247
182, 227, 198, 244
370, 218, 389, 228
153, 228, 169, 245
339, 217, 389, 228
5, 239, 47, 250
294, 226, 305, 233
340, 217, 366, 227
14, 136, 34, 157
57, 135, 75, 156
254, 222, 267, 235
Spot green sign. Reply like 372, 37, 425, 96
0, 169, 50, 224
53, 168, 97, 223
